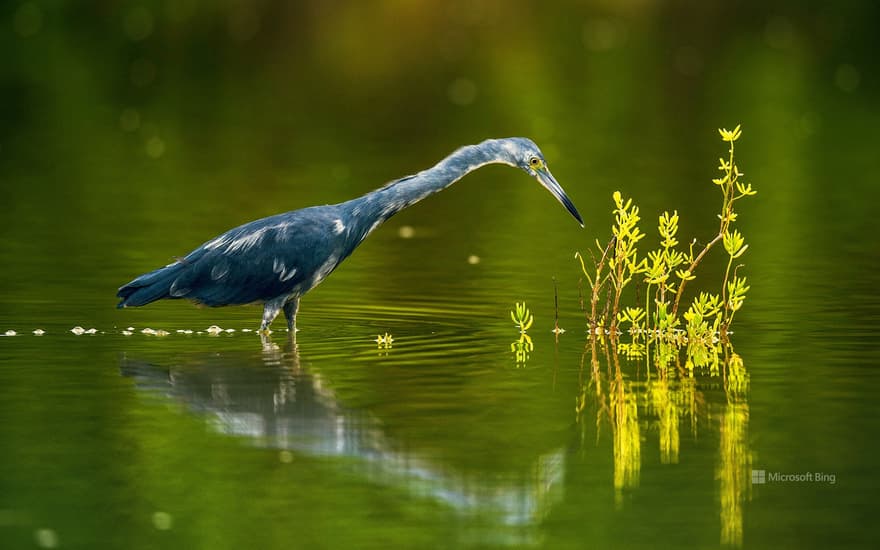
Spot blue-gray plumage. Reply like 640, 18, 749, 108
117, 137, 583, 332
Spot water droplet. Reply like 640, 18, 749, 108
33, 329, 45, 335
71, 326, 85, 335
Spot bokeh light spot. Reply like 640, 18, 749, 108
583, 18, 627, 51
130, 58, 157, 87
151, 511, 173, 530
34, 528, 58, 548
228, 4, 261, 43
14, 2, 43, 37
764, 16, 794, 49
146, 137, 166, 159
674, 46, 703, 77
448, 78, 478, 106
834, 64, 860, 92
124, 7, 154, 42
120, 108, 141, 132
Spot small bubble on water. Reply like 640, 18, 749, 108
3, 330, 16, 337
206, 325, 223, 335
122, 330, 133, 336
33, 329, 45, 335
141, 328, 157, 335
71, 326, 86, 335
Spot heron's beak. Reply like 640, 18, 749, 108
536, 167, 584, 227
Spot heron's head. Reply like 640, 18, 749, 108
497, 137, 584, 227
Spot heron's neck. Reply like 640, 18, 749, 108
350, 140, 512, 230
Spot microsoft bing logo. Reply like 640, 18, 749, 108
749, 469, 836, 485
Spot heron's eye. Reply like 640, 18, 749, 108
528, 156, 543, 169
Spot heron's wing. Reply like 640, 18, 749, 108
169, 214, 332, 306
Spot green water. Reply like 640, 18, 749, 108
2, 2, 879, 548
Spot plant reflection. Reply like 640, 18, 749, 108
578, 334, 751, 546
718, 347, 751, 547
120, 334, 564, 544
609, 352, 641, 507
510, 332, 534, 367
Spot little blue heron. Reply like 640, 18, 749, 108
117, 137, 583, 332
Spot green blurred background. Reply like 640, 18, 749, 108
2, 0, 878, 312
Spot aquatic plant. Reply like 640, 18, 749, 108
510, 302, 534, 333
552, 278, 565, 337
577, 125, 755, 348
510, 302, 534, 366
375, 332, 394, 349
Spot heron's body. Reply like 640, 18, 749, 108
117, 138, 583, 332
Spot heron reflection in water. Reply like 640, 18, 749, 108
120, 337, 565, 535
117, 138, 583, 332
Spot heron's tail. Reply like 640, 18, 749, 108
117, 263, 184, 308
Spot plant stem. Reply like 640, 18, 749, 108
720, 254, 735, 333
671, 138, 737, 319
671, 232, 722, 318
590, 238, 615, 332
